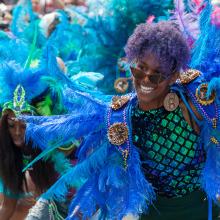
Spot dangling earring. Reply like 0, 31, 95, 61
163, 89, 179, 112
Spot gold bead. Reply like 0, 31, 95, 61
211, 137, 219, 145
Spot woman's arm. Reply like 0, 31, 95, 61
0, 194, 17, 220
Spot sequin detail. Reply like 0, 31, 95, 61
132, 106, 205, 197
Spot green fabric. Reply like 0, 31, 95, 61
132, 106, 205, 197
35, 94, 53, 116
23, 154, 32, 168
141, 191, 220, 220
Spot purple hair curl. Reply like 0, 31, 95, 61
125, 21, 190, 76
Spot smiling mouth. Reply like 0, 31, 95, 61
140, 85, 154, 94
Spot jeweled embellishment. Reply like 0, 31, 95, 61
180, 69, 201, 84
211, 137, 219, 145
195, 83, 215, 105
111, 95, 130, 110
108, 122, 128, 145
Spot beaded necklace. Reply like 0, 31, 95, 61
107, 103, 131, 169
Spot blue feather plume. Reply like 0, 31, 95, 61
0, 62, 49, 106
201, 126, 220, 205
191, 0, 220, 80
65, 145, 155, 219
21, 90, 156, 218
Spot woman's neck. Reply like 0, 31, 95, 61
138, 94, 167, 111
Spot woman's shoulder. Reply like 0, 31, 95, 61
175, 69, 218, 126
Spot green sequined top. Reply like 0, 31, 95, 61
132, 106, 206, 198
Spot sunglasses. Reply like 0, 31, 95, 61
130, 66, 169, 85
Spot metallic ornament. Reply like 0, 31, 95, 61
212, 118, 217, 129
179, 69, 201, 84
2, 84, 35, 115
163, 92, 179, 112
111, 95, 130, 110
13, 84, 26, 111
108, 122, 128, 146
121, 149, 129, 169
114, 78, 129, 93
195, 83, 215, 106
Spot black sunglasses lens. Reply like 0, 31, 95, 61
148, 75, 160, 84
149, 74, 166, 84
131, 67, 167, 84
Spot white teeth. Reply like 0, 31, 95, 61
140, 85, 154, 93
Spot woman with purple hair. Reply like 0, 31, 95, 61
123, 20, 218, 220
23, 3, 220, 219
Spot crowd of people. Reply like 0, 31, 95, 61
0, 0, 220, 220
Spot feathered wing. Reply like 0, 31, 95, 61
189, 0, 220, 205
42, 141, 109, 202
22, 90, 156, 218
36, 135, 155, 219
25, 96, 156, 219
201, 127, 220, 204
41, 139, 155, 219
22, 90, 107, 149
24, 112, 105, 150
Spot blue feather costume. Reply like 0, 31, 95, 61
21, 72, 219, 219
21, 1, 220, 219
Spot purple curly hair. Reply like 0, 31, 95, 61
125, 21, 190, 76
